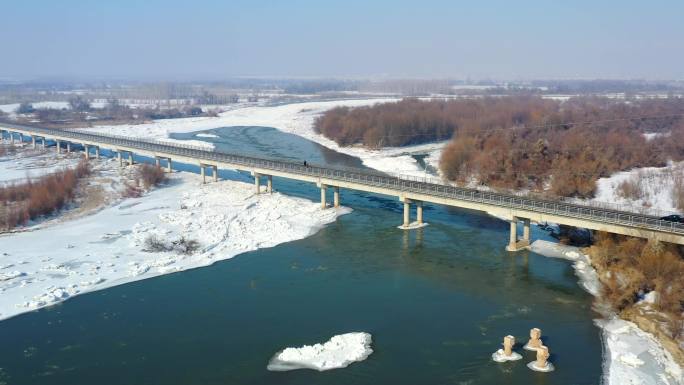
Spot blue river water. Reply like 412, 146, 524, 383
0, 127, 603, 384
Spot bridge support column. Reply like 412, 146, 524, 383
84, 144, 90, 160
200, 164, 206, 184
166, 158, 172, 173
506, 217, 518, 251
127, 152, 134, 166
41, 137, 46, 149
10, 132, 14, 145
506, 217, 531, 252
254, 173, 261, 194
155, 157, 161, 167
31, 135, 36, 149
66, 142, 71, 153
212, 165, 218, 182
333, 186, 340, 207
523, 218, 531, 245
56, 140, 62, 154
94, 146, 99, 159
267, 175, 272, 193
320, 184, 327, 209
417, 201, 423, 224
403, 201, 410, 228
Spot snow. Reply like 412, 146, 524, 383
0, 145, 83, 183
0, 170, 350, 321
267, 332, 373, 371
643, 132, 670, 141
529, 240, 600, 296
598, 318, 683, 385
588, 161, 684, 216
530, 240, 683, 385
527, 361, 555, 372
79, 98, 449, 179
195, 133, 219, 138
0, 101, 70, 116
491, 349, 522, 362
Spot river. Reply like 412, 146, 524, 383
0, 126, 602, 384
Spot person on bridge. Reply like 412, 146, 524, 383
303, 160, 308, 167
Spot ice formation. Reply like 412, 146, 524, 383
267, 332, 373, 371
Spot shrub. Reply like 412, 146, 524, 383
0, 159, 91, 230
137, 164, 166, 189
173, 236, 200, 255
143, 234, 172, 252
143, 234, 200, 254
588, 232, 684, 334
617, 178, 643, 200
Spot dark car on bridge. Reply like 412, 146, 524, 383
660, 214, 684, 223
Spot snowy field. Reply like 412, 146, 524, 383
0, 170, 349, 321
590, 161, 684, 216
530, 240, 683, 385
0, 144, 83, 183
79, 98, 448, 178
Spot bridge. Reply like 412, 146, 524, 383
2, 122, 684, 249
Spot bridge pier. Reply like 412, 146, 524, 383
84, 144, 90, 159
56, 140, 62, 154
166, 158, 172, 172
506, 217, 531, 252
320, 184, 327, 208
267, 175, 272, 193
66, 142, 71, 153
117, 151, 122, 167
10, 132, 14, 145
127, 152, 134, 166
417, 201, 423, 224
399, 198, 426, 229
94, 146, 100, 159
333, 186, 340, 207
199, 163, 217, 183
254, 172, 261, 194
31, 135, 36, 149
41, 137, 46, 149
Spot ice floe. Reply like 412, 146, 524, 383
267, 332, 373, 371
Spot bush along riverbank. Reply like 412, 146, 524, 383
531, 238, 683, 384
585, 233, 684, 367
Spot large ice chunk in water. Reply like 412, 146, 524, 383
267, 332, 373, 371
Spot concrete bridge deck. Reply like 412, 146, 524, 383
3, 122, 684, 249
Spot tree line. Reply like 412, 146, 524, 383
315, 96, 684, 198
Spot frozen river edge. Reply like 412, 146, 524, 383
530, 240, 683, 385
0, 170, 350, 321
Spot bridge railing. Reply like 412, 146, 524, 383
3, 123, 684, 235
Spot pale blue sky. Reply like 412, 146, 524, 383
2, 0, 683, 79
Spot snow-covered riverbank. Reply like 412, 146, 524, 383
0, 144, 83, 183
79, 98, 448, 178
530, 240, 683, 385
0, 170, 349, 321
589, 161, 684, 216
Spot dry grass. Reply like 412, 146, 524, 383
672, 168, 684, 212
143, 234, 200, 255
137, 164, 166, 189
0, 144, 15, 157
588, 232, 684, 339
617, 177, 643, 200
0, 159, 91, 230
